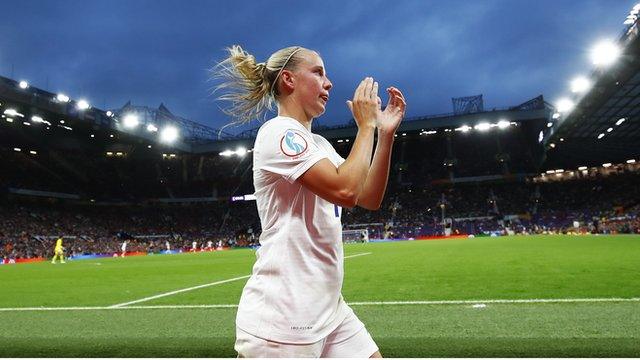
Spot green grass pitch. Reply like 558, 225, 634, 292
1, 234, 639, 357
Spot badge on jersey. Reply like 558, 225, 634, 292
280, 130, 308, 157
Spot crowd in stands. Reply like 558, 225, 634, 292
2, 169, 638, 261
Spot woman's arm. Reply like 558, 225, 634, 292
298, 78, 379, 208
357, 87, 407, 210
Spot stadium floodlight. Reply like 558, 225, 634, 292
616, 118, 626, 125
402, 133, 407, 136
109, 134, 114, 138
456, 125, 471, 132
146, 124, 158, 132
627, 159, 636, 164
474, 122, 491, 131
570, 76, 591, 93
538, 130, 544, 143
549, 143, 556, 148
5, 118, 13, 123
106, 111, 113, 117
607, 127, 613, 132
546, 170, 555, 174
602, 163, 612, 167
56, 93, 70, 102
23, 121, 31, 126
29, 150, 37, 155
123, 114, 139, 128
31, 115, 44, 123
591, 40, 621, 67
4, 109, 24, 118
147, 145, 152, 149
555, 169, 564, 173
13, 148, 21, 152
90, 134, 95, 138
597, 133, 605, 139
236, 146, 247, 157
219, 150, 234, 157
497, 120, 510, 129
552, 112, 561, 119
547, 122, 553, 128
18, 80, 29, 89
578, 166, 588, 171
160, 126, 179, 143
76, 99, 90, 110
556, 98, 575, 113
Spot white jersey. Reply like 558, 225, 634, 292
236, 116, 349, 344
121, 241, 127, 252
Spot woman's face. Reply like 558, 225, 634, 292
291, 51, 333, 119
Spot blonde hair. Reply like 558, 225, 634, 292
212, 45, 309, 127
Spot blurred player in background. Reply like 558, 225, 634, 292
51, 236, 66, 264
215, 45, 405, 357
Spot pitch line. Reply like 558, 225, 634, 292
0, 297, 639, 312
108, 252, 372, 308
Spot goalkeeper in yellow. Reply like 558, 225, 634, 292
51, 237, 66, 264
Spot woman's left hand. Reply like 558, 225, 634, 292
376, 87, 406, 136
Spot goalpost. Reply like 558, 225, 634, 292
342, 229, 369, 244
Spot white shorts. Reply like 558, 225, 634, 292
234, 309, 379, 358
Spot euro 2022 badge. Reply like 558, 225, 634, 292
280, 130, 308, 158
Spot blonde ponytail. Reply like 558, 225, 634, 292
212, 45, 306, 127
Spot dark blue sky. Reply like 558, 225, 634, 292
0, 0, 633, 133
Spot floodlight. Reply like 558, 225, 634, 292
578, 166, 588, 171
549, 143, 556, 148
56, 93, 70, 102
597, 133, 605, 139
602, 163, 612, 167
106, 111, 113, 117
607, 127, 613, 132
616, 118, 626, 125
570, 76, 591, 93
31, 115, 44, 123
146, 124, 158, 132
160, 126, 179, 143
474, 122, 491, 131
456, 125, 471, 132
76, 99, 90, 110
29, 150, 37, 155
23, 121, 30, 126
627, 159, 636, 164
123, 114, 139, 128
591, 40, 621, 67
236, 146, 247, 157
18, 81, 29, 89
497, 120, 510, 129
556, 98, 575, 113
219, 150, 234, 157
4, 109, 24, 117
552, 112, 561, 119
13, 148, 21, 152
547, 122, 554, 128
538, 130, 544, 143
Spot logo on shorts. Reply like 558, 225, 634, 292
280, 130, 308, 157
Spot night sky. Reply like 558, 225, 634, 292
0, 0, 634, 133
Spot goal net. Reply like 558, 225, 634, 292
342, 229, 369, 243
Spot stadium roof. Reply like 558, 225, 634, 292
542, 21, 640, 169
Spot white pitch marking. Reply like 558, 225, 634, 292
108, 252, 372, 308
108, 275, 251, 308
1, 297, 638, 312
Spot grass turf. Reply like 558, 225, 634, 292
0, 234, 639, 357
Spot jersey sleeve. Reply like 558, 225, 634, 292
255, 121, 327, 184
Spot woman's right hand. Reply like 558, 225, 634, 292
346, 77, 379, 130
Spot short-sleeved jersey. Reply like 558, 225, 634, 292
236, 116, 349, 344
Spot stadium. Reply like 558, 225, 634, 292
1, 2, 639, 358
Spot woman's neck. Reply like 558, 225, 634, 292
277, 98, 312, 131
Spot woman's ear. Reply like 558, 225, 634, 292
280, 70, 295, 94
